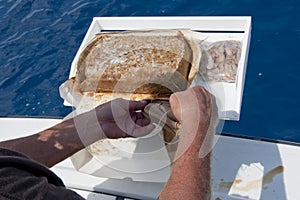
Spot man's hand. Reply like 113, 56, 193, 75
97, 98, 156, 138
76, 98, 155, 140
170, 85, 217, 129
169, 85, 218, 157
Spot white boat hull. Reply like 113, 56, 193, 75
1, 117, 299, 200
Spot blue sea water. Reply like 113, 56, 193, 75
0, 0, 299, 143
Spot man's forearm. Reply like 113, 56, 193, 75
0, 99, 152, 168
0, 118, 91, 167
159, 125, 212, 200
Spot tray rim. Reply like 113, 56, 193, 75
66, 16, 252, 121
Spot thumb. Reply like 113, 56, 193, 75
169, 92, 182, 121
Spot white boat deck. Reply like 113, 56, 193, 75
1, 117, 299, 200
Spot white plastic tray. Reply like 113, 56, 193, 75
68, 16, 251, 120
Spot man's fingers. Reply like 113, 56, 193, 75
128, 100, 148, 111
130, 123, 155, 137
136, 118, 151, 126
101, 122, 127, 139
169, 92, 183, 121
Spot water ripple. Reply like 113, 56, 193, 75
1, 31, 19, 44
0, 0, 300, 142
21, 8, 46, 23
49, 18, 62, 27
67, 2, 92, 15
71, 0, 86, 8
5, 0, 22, 15
7, 54, 25, 62
1, 31, 27, 45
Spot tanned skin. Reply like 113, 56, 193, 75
0, 99, 154, 167
0, 86, 217, 200
159, 86, 218, 200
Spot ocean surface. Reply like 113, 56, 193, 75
0, 0, 299, 143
